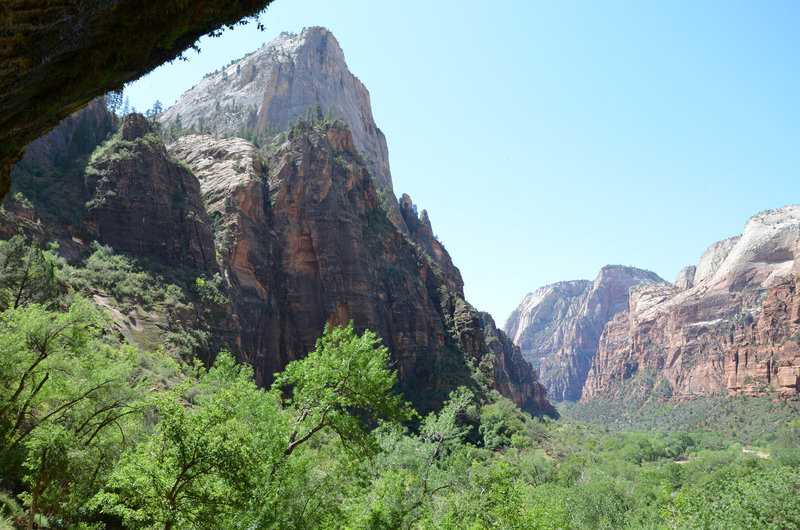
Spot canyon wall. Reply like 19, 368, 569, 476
505, 266, 664, 400
583, 208, 800, 401
168, 123, 553, 413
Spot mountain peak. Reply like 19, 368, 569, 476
160, 27, 394, 194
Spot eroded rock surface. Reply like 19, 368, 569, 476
674, 266, 696, 290
583, 207, 800, 401
161, 27, 394, 194
169, 126, 553, 414
505, 266, 664, 401
399, 194, 464, 294
5, 26, 554, 415
84, 114, 217, 272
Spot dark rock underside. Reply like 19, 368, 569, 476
0, 0, 275, 197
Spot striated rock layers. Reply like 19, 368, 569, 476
5, 97, 117, 246
583, 207, 800, 401
167, 124, 553, 414
481, 312, 554, 415
505, 266, 664, 401
84, 114, 217, 272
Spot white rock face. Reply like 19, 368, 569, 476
166, 134, 262, 207
694, 236, 741, 284
584, 205, 800, 402
504, 266, 665, 401
504, 280, 590, 350
631, 205, 800, 322
674, 265, 696, 290
705, 206, 800, 291
160, 27, 394, 192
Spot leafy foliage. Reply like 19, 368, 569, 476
91, 352, 279, 528
0, 241, 798, 527
0, 236, 59, 311
272, 322, 413, 459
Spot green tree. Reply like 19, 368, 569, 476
92, 351, 280, 529
313, 101, 324, 124
0, 236, 59, 311
0, 299, 145, 527
271, 322, 412, 471
256, 322, 413, 527
358, 387, 475, 527
106, 90, 123, 115
669, 466, 800, 529
95, 324, 411, 528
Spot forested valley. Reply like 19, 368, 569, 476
0, 236, 798, 528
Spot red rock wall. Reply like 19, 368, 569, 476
583, 237, 800, 401
169, 125, 553, 414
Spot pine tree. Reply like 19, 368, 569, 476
313, 102, 324, 124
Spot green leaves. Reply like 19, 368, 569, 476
668, 467, 800, 529
94, 352, 281, 528
0, 298, 146, 525
272, 322, 413, 459
4, 284, 799, 529
0, 236, 59, 311
93, 325, 413, 528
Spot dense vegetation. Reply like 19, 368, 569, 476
562, 389, 800, 448
0, 237, 798, 528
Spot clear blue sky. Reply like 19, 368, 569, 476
125, 0, 800, 325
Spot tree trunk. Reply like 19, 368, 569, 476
27, 449, 46, 530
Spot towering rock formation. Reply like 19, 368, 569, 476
505, 266, 664, 401
168, 124, 553, 414
5, 27, 554, 415
84, 114, 217, 271
583, 207, 800, 401
161, 27, 394, 195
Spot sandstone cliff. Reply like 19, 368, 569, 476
168, 123, 553, 414
8, 98, 116, 235
5, 29, 554, 416
583, 207, 800, 401
504, 266, 664, 401
480, 312, 555, 416
84, 114, 217, 272
160, 27, 394, 195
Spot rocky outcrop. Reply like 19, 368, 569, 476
161, 27, 395, 195
84, 114, 217, 271
5, 98, 116, 255
169, 124, 553, 414
480, 312, 555, 416
1, 0, 275, 197
505, 266, 664, 401
726, 272, 800, 396
695, 236, 740, 285
399, 194, 464, 293
505, 280, 591, 354
5, 25, 553, 416
583, 207, 800, 401
674, 266, 696, 290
